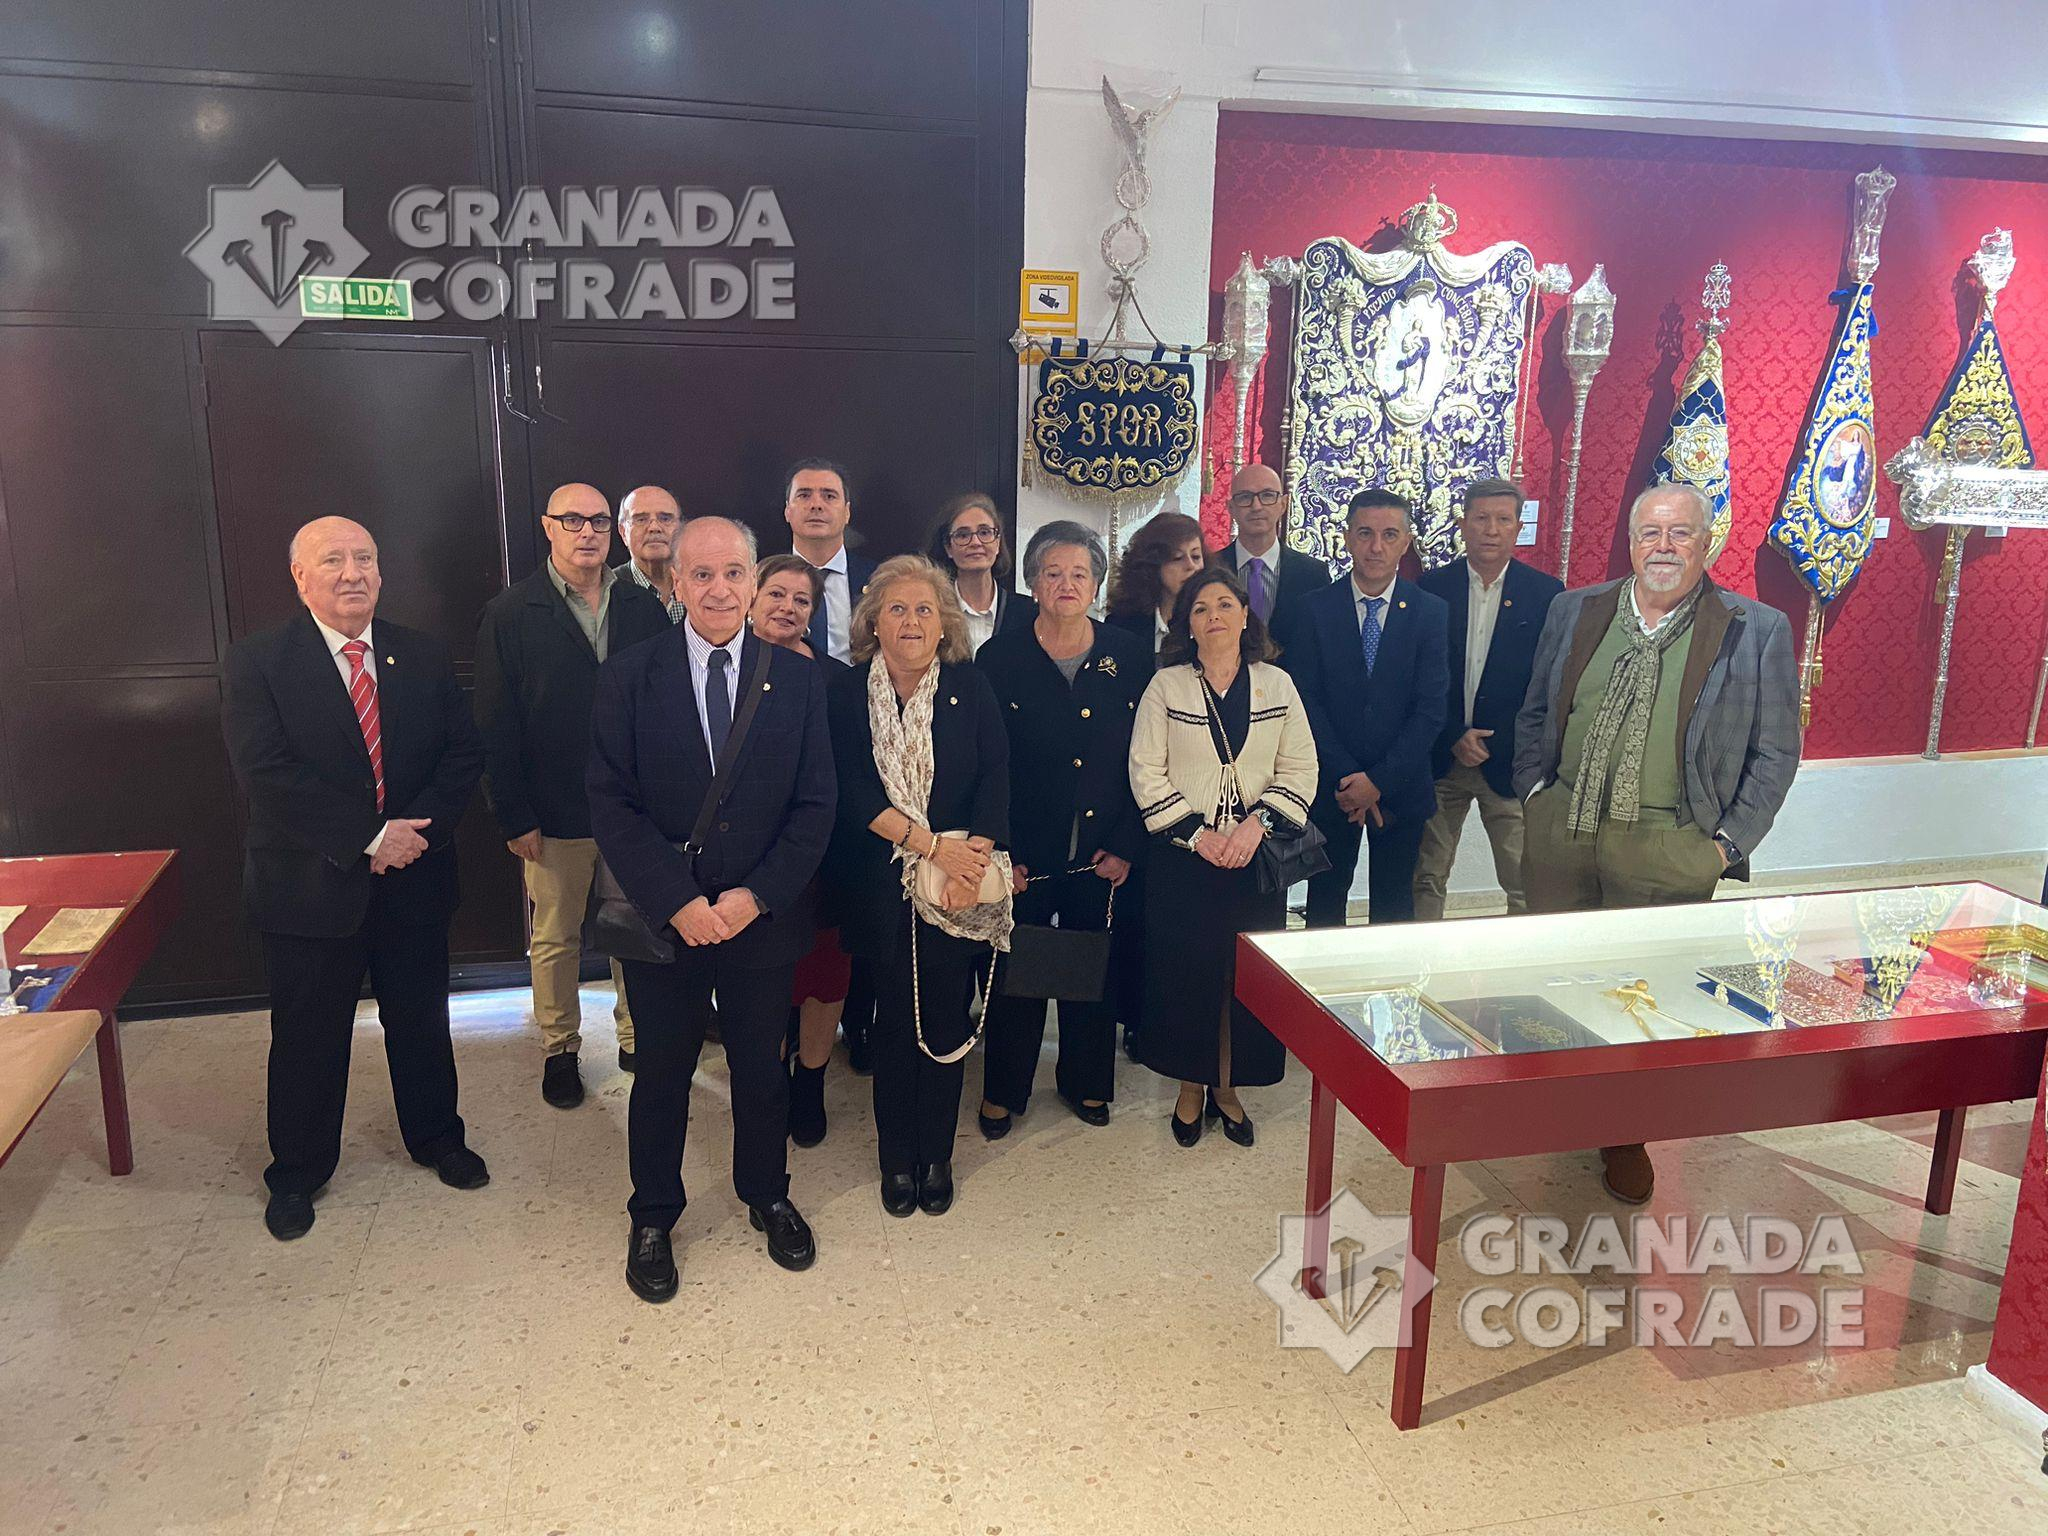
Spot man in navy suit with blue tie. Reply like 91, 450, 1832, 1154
784, 458, 875, 663
1285, 489, 1450, 926
588, 516, 837, 1300
1413, 479, 1564, 919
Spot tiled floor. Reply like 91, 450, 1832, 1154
1, 986, 2044, 1535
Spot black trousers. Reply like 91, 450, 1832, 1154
871, 911, 983, 1177
621, 951, 794, 1230
1305, 803, 1429, 928
981, 873, 1117, 1114
261, 902, 465, 1197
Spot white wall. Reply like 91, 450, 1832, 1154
1022, 0, 2048, 893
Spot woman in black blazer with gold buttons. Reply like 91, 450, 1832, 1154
825, 556, 1009, 1218
975, 521, 1151, 1134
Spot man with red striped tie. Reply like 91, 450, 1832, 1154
224, 516, 488, 1240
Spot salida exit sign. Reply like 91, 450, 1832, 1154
299, 275, 414, 321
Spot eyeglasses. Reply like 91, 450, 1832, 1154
546, 513, 614, 533
625, 510, 678, 527
1631, 524, 1700, 548
1228, 489, 1283, 510
948, 525, 1000, 546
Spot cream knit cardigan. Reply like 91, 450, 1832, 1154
1128, 661, 1319, 835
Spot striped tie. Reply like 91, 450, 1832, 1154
340, 639, 384, 811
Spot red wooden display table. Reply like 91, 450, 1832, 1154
1236, 881, 2048, 1431
1, 850, 180, 1174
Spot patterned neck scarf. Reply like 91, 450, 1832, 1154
1566, 578, 1701, 836
866, 659, 1012, 946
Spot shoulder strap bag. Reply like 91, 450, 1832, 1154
586, 639, 775, 964
1198, 671, 1330, 897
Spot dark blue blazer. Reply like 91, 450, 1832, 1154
1419, 557, 1563, 800
1282, 575, 1450, 825
586, 626, 836, 969
224, 612, 483, 939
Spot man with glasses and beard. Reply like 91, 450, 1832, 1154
476, 483, 671, 1105
1515, 481, 1801, 1204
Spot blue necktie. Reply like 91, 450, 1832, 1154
706, 648, 733, 760
804, 566, 829, 656
1360, 596, 1385, 676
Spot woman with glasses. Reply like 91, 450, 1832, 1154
1106, 511, 1208, 662
748, 554, 850, 1148
927, 492, 1036, 655
974, 521, 1150, 1136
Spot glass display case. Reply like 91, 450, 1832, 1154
1233, 882, 2048, 1431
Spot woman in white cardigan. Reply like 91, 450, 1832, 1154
1127, 566, 1318, 1147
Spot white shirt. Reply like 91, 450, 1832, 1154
312, 616, 387, 856
959, 585, 997, 655
811, 543, 853, 663
1630, 579, 1686, 635
684, 620, 744, 763
1465, 563, 1508, 724
1350, 570, 1397, 625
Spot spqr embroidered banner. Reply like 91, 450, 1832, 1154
1031, 350, 1199, 495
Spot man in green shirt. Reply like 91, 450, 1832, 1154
1514, 482, 1802, 1202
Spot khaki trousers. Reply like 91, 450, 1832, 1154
522, 835, 632, 1055
1521, 784, 1723, 916
1413, 763, 1528, 921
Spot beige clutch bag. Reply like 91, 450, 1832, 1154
912, 830, 1010, 907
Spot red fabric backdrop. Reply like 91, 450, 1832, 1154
1203, 113, 2048, 759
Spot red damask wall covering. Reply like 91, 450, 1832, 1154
1203, 113, 2048, 759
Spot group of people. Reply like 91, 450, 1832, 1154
221, 454, 1801, 1300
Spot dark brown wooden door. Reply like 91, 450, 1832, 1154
202, 330, 524, 967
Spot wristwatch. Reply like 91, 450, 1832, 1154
1712, 831, 1743, 866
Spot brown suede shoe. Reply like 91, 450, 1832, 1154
1600, 1143, 1654, 1204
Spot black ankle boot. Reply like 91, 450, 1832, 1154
788, 1060, 827, 1148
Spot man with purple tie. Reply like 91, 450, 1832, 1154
1220, 463, 1330, 649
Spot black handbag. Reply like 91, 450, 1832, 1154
998, 867, 1115, 1003
1197, 674, 1331, 896
584, 639, 773, 965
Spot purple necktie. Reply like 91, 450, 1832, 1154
1247, 557, 1272, 623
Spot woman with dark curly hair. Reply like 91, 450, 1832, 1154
926, 492, 1036, 655
1106, 511, 1208, 661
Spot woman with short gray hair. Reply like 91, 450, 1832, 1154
974, 520, 1153, 1133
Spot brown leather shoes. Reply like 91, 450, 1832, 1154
1600, 1143, 1655, 1204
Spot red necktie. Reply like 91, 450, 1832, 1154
341, 639, 385, 811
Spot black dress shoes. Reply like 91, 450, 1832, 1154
264, 1191, 314, 1242
1206, 1089, 1255, 1147
977, 1106, 1013, 1141
432, 1146, 491, 1190
1059, 1090, 1110, 1127
789, 1061, 828, 1148
846, 1031, 873, 1076
626, 1225, 678, 1303
542, 1051, 584, 1109
880, 1173, 918, 1217
749, 1199, 817, 1271
617, 1047, 636, 1074
915, 1160, 954, 1215
1170, 1106, 1202, 1147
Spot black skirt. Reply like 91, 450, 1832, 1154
1134, 837, 1288, 1087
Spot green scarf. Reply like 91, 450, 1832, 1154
1566, 578, 1700, 836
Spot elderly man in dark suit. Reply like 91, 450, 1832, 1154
1413, 478, 1563, 919
588, 515, 836, 1299
475, 483, 670, 1107
1285, 488, 1449, 926
1515, 481, 1801, 1203
223, 516, 488, 1242
1219, 462, 1330, 646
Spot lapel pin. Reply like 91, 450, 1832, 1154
1397, 600, 1407, 610
1503, 598, 1513, 608
762, 681, 773, 691
949, 696, 958, 705
385, 655, 395, 665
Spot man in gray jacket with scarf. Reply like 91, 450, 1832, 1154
1515, 481, 1802, 1203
